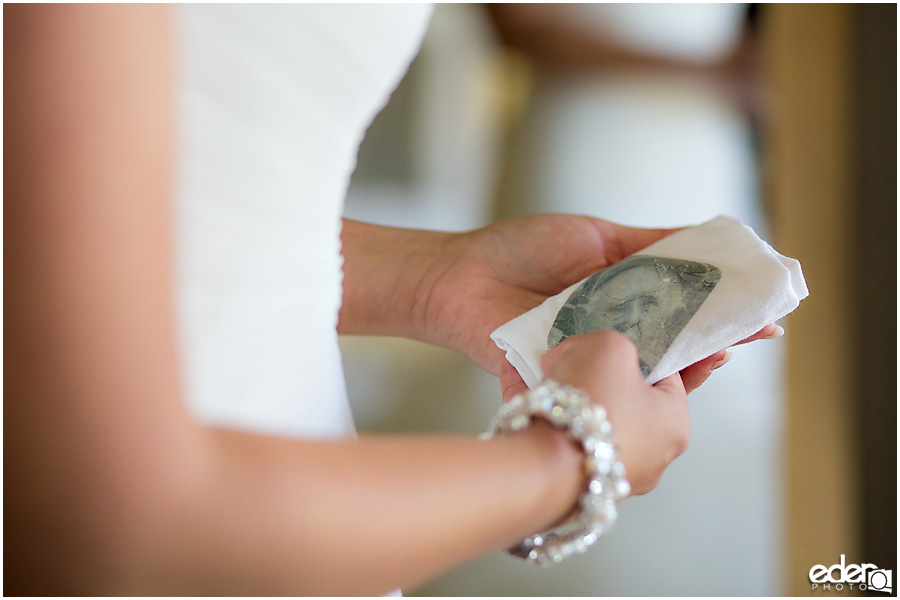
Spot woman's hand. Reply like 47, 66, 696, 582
412, 215, 779, 383
502, 330, 691, 496
410, 214, 678, 372
341, 215, 780, 392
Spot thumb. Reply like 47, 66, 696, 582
499, 359, 529, 403
590, 219, 685, 263
652, 371, 687, 399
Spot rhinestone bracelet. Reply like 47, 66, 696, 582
480, 379, 630, 565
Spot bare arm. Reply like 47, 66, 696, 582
4, 5, 586, 595
6, 6, 698, 595
484, 4, 760, 114
485, 1, 760, 114
487, 4, 713, 72
338, 219, 454, 341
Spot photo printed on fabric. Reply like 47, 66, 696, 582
548, 255, 722, 378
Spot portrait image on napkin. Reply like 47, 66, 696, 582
491, 216, 809, 388
547, 255, 722, 379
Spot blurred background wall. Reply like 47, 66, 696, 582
340, 4, 896, 596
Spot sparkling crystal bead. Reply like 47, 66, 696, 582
593, 441, 616, 460
548, 404, 566, 425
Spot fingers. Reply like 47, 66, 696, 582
499, 359, 528, 403
625, 370, 691, 495
678, 350, 730, 394
679, 323, 783, 394
652, 369, 688, 398
735, 322, 784, 345
538, 331, 690, 496
541, 329, 642, 394
545, 322, 779, 399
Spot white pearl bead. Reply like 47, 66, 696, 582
599, 419, 612, 436
510, 414, 530, 431
596, 459, 612, 476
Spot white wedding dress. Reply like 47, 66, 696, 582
173, 4, 433, 438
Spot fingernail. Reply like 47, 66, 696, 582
764, 325, 785, 339
712, 350, 733, 370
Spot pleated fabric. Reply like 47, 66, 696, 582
174, 4, 433, 437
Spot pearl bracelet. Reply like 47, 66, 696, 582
480, 379, 630, 565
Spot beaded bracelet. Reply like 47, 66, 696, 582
480, 379, 630, 565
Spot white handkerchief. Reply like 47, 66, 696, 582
491, 215, 808, 387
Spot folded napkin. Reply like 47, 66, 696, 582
491, 215, 808, 387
